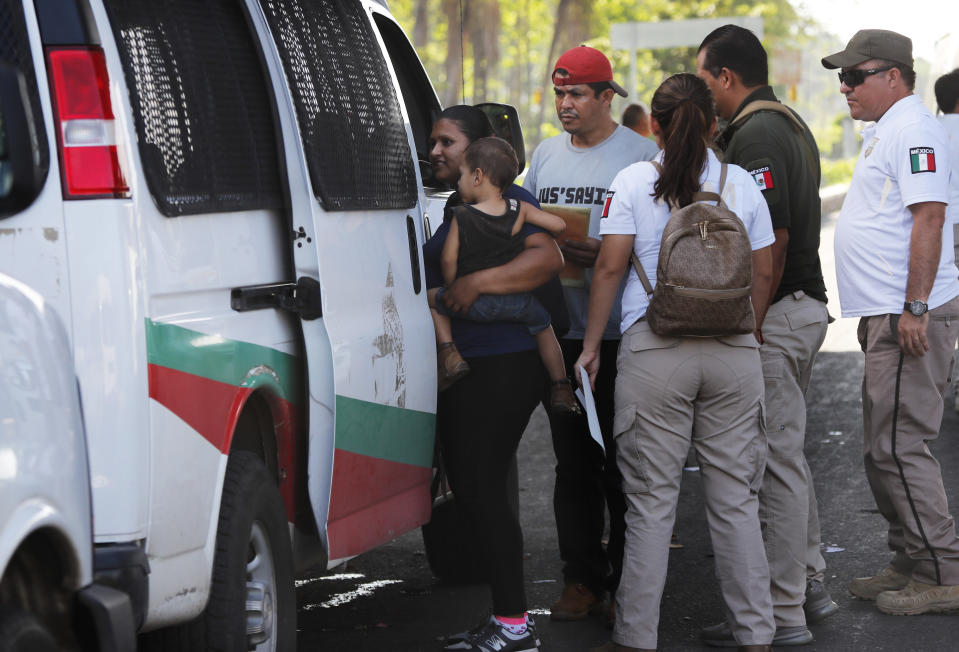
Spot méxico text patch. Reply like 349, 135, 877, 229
750, 166, 774, 190
909, 147, 936, 174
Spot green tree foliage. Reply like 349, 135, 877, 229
389, 0, 816, 153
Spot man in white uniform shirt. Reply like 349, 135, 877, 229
823, 30, 959, 616
934, 68, 959, 412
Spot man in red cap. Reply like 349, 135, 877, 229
523, 45, 657, 624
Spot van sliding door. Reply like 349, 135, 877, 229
254, 0, 436, 563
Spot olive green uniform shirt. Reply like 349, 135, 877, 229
717, 86, 827, 304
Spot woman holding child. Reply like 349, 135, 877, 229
424, 105, 565, 651
576, 74, 776, 652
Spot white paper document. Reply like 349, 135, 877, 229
575, 365, 604, 454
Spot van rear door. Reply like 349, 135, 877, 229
251, 0, 437, 562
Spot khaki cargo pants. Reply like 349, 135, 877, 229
759, 292, 829, 627
858, 295, 959, 585
611, 319, 774, 649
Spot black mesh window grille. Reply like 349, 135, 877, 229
259, 0, 417, 211
103, 0, 282, 216
0, 0, 50, 185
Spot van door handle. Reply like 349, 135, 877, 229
406, 215, 422, 294
231, 277, 322, 320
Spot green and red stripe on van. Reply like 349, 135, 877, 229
145, 320, 436, 558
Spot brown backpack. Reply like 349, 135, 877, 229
631, 161, 755, 337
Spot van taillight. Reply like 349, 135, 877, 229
46, 47, 129, 198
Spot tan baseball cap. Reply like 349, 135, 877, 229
821, 29, 913, 69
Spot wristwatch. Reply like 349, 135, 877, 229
904, 299, 929, 317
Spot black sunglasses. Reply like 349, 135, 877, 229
838, 66, 893, 88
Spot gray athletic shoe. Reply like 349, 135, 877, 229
804, 579, 839, 623
700, 621, 812, 647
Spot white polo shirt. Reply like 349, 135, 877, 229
599, 149, 775, 333
834, 94, 958, 317
939, 113, 959, 228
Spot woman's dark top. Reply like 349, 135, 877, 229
454, 198, 524, 278
423, 184, 568, 358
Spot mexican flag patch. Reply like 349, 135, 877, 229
910, 147, 936, 173
750, 166, 774, 190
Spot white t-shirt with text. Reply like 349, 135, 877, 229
523, 125, 658, 339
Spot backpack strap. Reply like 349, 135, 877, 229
631, 160, 662, 296
630, 252, 654, 298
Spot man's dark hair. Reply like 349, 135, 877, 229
622, 103, 649, 129
587, 81, 613, 98
464, 137, 519, 190
935, 68, 959, 113
553, 68, 611, 98
875, 59, 916, 91
698, 24, 768, 88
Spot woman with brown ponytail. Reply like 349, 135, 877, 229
576, 73, 776, 652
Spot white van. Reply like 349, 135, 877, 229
0, 273, 134, 652
0, 0, 451, 648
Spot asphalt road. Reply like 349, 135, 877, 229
295, 211, 959, 651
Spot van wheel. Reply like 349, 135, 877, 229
421, 455, 519, 584
0, 610, 58, 652
140, 451, 295, 652
204, 451, 295, 651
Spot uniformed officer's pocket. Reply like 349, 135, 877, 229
715, 333, 760, 348
626, 322, 681, 352
785, 305, 826, 331
747, 404, 768, 494
613, 404, 651, 494
856, 317, 869, 352
760, 351, 784, 379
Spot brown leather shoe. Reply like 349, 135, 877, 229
437, 342, 469, 391
549, 582, 601, 621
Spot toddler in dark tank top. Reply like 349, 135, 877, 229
430, 137, 580, 414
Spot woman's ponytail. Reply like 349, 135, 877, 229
650, 74, 716, 208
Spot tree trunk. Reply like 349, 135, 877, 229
442, 0, 464, 106
532, 0, 592, 147
467, 0, 500, 104
413, 0, 429, 50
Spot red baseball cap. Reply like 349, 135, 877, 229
552, 45, 628, 97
